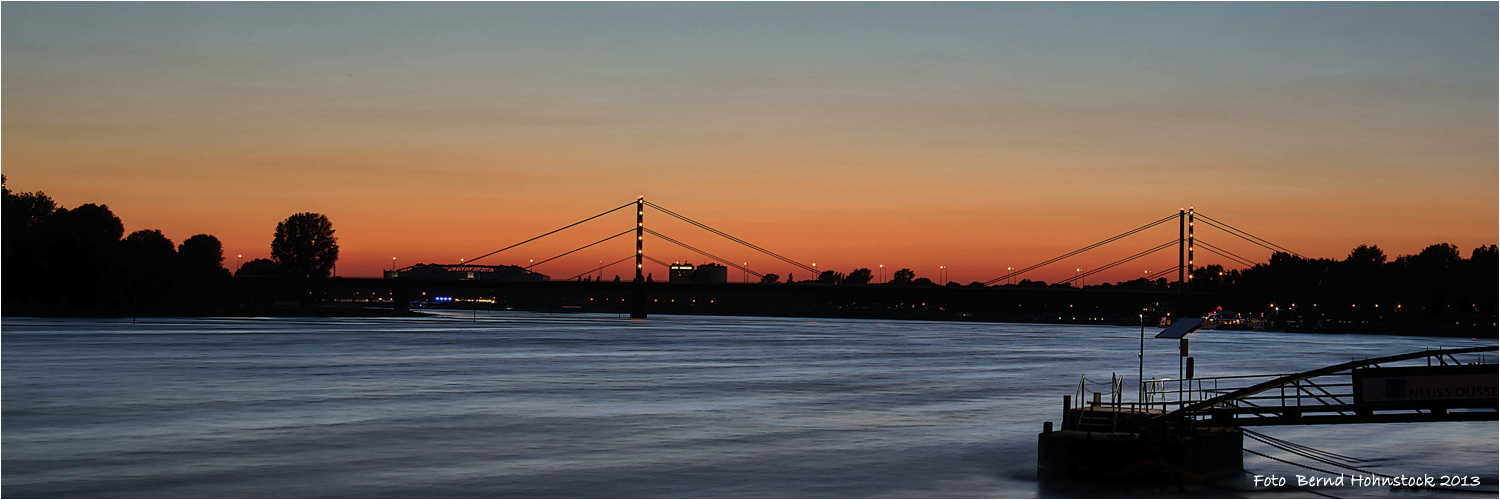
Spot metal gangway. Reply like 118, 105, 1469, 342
1066, 346, 1496, 433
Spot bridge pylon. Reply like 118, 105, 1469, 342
632, 195, 648, 319
1178, 208, 1185, 291
635, 195, 644, 283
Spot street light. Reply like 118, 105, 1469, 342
879, 264, 885, 284
237, 254, 242, 273
1076, 268, 1083, 288
1007, 266, 1014, 285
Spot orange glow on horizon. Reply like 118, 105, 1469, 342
3, 3, 1494, 284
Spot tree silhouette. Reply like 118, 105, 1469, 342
2, 176, 59, 231
1345, 244, 1386, 265
48, 203, 125, 307
2, 177, 61, 304
1413, 243, 1461, 265
759, 273, 780, 284
179, 234, 230, 279
236, 258, 282, 277
53, 203, 124, 245
844, 268, 873, 285
271, 213, 339, 279
120, 229, 178, 300
891, 268, 915, 285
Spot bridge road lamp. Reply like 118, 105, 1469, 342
1007, 266, 1013, 285
939, 266, 947, 284
743, 262, 749, 283
236, 255, 242, 273
879, 264, 885, 283
1076, 268, 1083, 287
392, 257, 397, 272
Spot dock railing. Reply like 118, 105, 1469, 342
1139, 373, 1363, 419
1059, 347, 1496, 432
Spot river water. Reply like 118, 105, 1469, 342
3, 313, 1495, 498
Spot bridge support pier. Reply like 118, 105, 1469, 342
629, 289, 648, 319
392, 278, 410, 314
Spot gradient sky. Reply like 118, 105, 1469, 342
5, 2, 1496, 283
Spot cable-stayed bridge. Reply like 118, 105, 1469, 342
394, 196, 1298, 290
298, 196, 1305, 320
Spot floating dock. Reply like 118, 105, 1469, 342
1038, 345, 1498, 485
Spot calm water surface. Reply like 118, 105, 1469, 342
3, 313, 1495, 498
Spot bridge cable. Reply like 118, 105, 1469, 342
641, 254, 671, 268
641, 254, 676, 270
984, 213, 1178, 285
644, 201, 817, 274
465, 201, 635, 265
643, 228, 764, 279
1195, 212, 1304, 258
1195, 240, 1259, 268
480, 229, 635, 281
1058, 240, 1179, 284
1145, 266, 1181, 281
510, 228, 635, 276
564, 254, 638, 282
1196, 219, 1286, 257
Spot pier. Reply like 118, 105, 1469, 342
1038, 345, 1498, 484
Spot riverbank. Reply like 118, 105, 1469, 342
1, 303, 430, 318
4, 300, 1491, 339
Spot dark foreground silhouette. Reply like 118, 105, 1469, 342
3, 178, 1494, 335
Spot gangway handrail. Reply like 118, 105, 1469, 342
1153, 346, 1497, 422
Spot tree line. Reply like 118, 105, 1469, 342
775, 242, 1496, 324
1189, 243, 1496, 324
4, 177, 1492, 325
3, 178, 338, 314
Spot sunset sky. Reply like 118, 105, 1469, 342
4, 3, 1495, 283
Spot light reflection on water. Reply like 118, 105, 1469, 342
3, 312, 1494, 498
